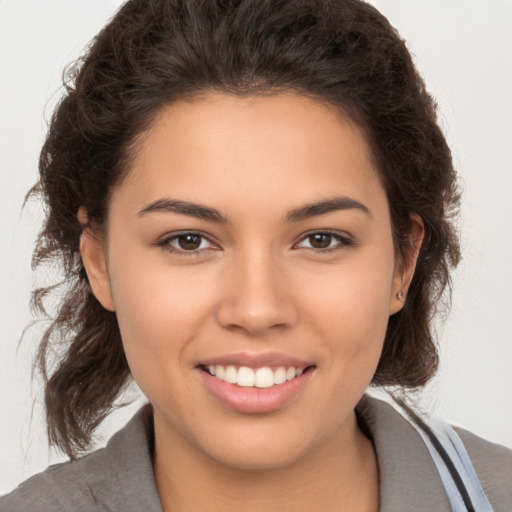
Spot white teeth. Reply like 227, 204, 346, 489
255, 367, 274, 388
224, 365, 237, 384
207, 364, 308, 387
274, 366, 287, 385
215, 365, 225, 380
237, 366, 255, 387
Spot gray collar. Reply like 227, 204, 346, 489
81, 405, 163, 512
356, 395, 450, 511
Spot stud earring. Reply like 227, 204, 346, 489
396, 291, 404, 300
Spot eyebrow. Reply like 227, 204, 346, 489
137, 196, 371, 223
284, 196, 371, 222
137, 199, 229, 223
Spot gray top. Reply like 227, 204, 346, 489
1, 396, 511, 511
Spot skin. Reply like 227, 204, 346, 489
80, 92, 423, 512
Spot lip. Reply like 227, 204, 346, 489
196, 352, 315, 414
198, 351, 314, 370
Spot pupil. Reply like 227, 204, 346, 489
311, 234, 331, 249
178, 234, 201, 250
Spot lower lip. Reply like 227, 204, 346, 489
197, 368, 314, 414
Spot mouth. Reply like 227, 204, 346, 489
198, 364, 314, 389
196, 360, 316, 414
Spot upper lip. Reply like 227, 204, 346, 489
197, 351, 314, 369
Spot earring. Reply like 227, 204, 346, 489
396, 291, 404, 300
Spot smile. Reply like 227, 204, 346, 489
205, 365, 305, 388
198, 361, 315, 413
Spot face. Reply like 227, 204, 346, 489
82, 92, 415, 470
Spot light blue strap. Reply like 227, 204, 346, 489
407, 414, 495, 512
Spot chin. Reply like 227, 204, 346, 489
197, 425, 313, 472
209, 446, 302, 472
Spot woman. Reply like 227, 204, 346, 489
1, 0, 511, 510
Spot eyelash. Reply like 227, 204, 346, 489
157, 230, 353, 257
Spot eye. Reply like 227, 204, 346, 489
157, 230, 351, 256
158, 232, 218, 255
295, 231, 352, 252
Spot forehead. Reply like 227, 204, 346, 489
114, 92, 387, 219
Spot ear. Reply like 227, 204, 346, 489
78, 208, 115, 312
389, 213, 424, 315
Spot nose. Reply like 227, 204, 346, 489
215, 250, 299, 336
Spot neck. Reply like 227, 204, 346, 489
153, 411, 379, 512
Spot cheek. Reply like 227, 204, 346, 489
303, 251, 395, 375
107, 255, 214, 394
111, 251, 213, 332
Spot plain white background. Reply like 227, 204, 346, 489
1, 0, 511, 494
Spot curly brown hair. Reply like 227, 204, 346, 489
30, 0, 460, 458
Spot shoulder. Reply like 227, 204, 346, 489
0, 404, 159, 512
357, 395, 512, 512
0, 444, 113, 512
0, 449, 106, 512
455, 426, 512, 510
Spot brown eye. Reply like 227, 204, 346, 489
308, 233, 333, 249
159, 232, 216, 255
177, 234, 202, 250
295, 231, 352, 252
